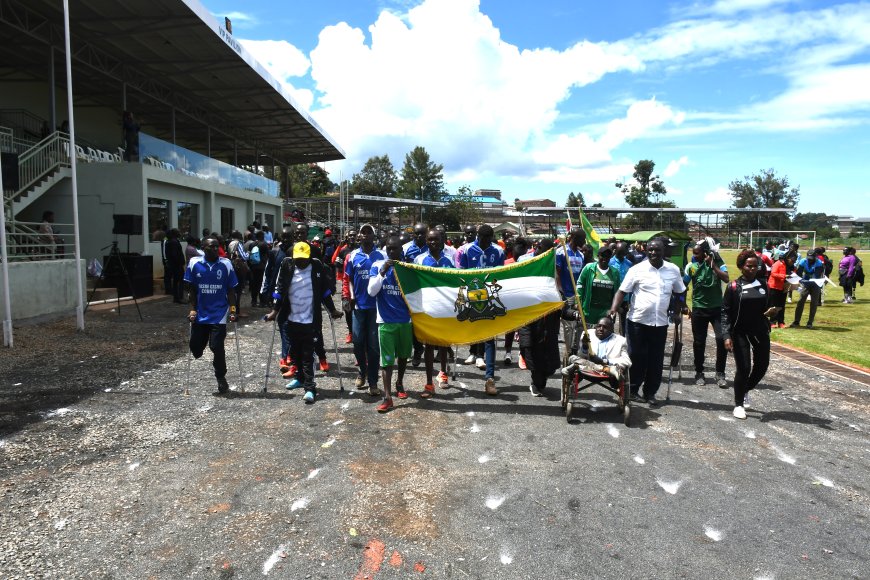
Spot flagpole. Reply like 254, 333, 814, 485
0, 153, 12, 347
558, 239, 589, 354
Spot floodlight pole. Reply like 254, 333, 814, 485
63, 0, 85, 331
0, 153, 13, 347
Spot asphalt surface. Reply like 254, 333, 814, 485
2, 303, 869, 579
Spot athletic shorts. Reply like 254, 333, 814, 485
378, 322, 413, 367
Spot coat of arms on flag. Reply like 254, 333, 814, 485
455, 274, 507, 322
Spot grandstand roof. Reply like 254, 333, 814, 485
0, 0, 344, 166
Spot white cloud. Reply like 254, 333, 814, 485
704, 187, 732, 203
239, 39, 314, 110
663, 156, 689, 178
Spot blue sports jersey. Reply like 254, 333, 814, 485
415, 252, 455, 269
556, 246, 584, 297
458, 240, 505, 269
368, 261, 411, 324
184, 256, 239, 324
345, 247, 386, 310
402, 240, 428, 263
797, 257, 825, 280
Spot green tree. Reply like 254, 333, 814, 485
397, 146, 445, 202
792, 212, 837, 239
566, 192, 584, 208
727, 168, 799, 232
428, 185, 480, 230
350, 154, 397, 197
285, 163, 332, 198
616, 160, 670, 228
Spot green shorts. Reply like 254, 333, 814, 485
378, 322, 413, 367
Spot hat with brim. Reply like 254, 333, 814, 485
293, 242, 311, 259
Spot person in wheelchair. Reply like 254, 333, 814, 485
562, 316, 631, 384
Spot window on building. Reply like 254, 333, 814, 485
220, 207, 234, 236
148, 198, 170, 235
264, 213, 274, 230
254, 212, 263, 227
177, 202, 199, 239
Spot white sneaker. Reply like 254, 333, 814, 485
504, 352, 513, 365
529, 384, 543, 397
463, 354, 476, 365
475, 357, 486, 370
733, 405, 747, 419
743, 392, 751, 409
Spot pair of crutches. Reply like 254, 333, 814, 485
261, 309, 345, 395
184, 318, 245, 395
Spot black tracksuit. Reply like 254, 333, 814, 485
721, 277, 771, 407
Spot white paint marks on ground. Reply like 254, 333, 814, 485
500, 553, 513, 565
245, 373, 254, 378
104, 389, 112, 393
321, 437, 336, 448
13, 382, 22, 386
45, 408, 72, 419
262, 545, 288, 575
290, 497, 309, 512
54, 519, 68, 530
704, 526, 723, 541
674, 390, 683, 394
341, 402, 350, 411
753, 574, 775, 580
478, 454, 491, 464
470, 423, 481, 433
128, 462, 140, 471
91, 355, 98, 359
485, 496, 505, 510
848, 424, 861, 432
0, 440, 6, 448
458, 382, 469, 390
633, 456, 645, 465
607, 425, 620, 438
656, 478, 682, 495
332, 419, 345, 426
308, 468, 321, 479
771, 445, 796, 465
743, 429, 756, 439
690, 399, 700, 404
718, 415, 735, 422
812, 475, 834, 487
466, 411, 475, 417
197, 405, 213, 413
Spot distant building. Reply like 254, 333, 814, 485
474, 189, 502, 200
834, 215, 870, 236
515, 198, 556, 208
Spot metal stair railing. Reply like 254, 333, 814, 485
2, 219, 72, 261
0, 109, 47, 141
5, 132, 72, 207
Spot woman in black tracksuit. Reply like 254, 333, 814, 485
721, 250, 778, 420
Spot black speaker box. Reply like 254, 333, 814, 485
112, 214, 143, 236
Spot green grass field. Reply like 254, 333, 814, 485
699, 249, 870, 369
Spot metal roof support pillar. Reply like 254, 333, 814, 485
206, 125, 211, 158
122, 82, 127, 112
48, 46, 57, 131
63, 0, 85, 331
234, 140, 237, 166
171, 107, 176, 145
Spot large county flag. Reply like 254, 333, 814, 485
394, 248, 563, 346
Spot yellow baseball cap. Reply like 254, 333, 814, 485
292, 241, 311, 259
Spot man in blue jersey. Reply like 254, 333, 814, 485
556, 227, 586, 355
791, 250, 826, 329
368, 237, 411, 412
265, 242, 343, 404
403, 223, 429, 366
184, 236, 239, 395
416, 228, 456, 397
459, 224, 505, 396
345, 224, 386, 396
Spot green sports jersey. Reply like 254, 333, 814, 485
579, 263, 621, 324
685, 259, 727, 309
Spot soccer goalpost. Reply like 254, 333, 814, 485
738, 230, 817, 251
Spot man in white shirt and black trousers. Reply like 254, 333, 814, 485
608, 238, 686, 406
265, 242, 343, 404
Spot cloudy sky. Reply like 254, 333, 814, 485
204, 0, 870, 216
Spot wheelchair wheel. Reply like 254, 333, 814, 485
560, 374, 569, 408
623, 404, 631, 427
566, 401, 573, 422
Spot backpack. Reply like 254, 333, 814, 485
248, 244, 261, 266
822, 255, 833, 276
230, 241, 249, 277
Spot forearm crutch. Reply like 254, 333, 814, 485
262, 317, 278, 393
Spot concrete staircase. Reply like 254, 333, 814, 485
10, 166, 70, 215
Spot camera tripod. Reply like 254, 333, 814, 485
84, 241, 143, 321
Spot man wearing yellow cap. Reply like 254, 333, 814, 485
265, 241, 343, 404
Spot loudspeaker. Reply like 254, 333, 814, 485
112, 214, 143, 236
103, 254, 153, 298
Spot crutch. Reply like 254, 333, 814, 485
327, 310, 345, 395
666, 315, 683, 401
451, 343, 458, 381
233, 319, 245, 393
262, 316, 278, 393
184, 322, 193, 396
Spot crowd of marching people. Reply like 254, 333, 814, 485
173, 219, 862, 420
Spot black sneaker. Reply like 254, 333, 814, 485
216, 377, 229, 393
694, 372, 705, 386
645, 395, 659, 407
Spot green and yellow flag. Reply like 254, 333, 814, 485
577, 207, 602, 255
394, 249, 563, 346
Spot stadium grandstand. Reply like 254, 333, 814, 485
0, 0, 344, 339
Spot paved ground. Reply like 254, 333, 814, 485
1, 299, 869, 579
